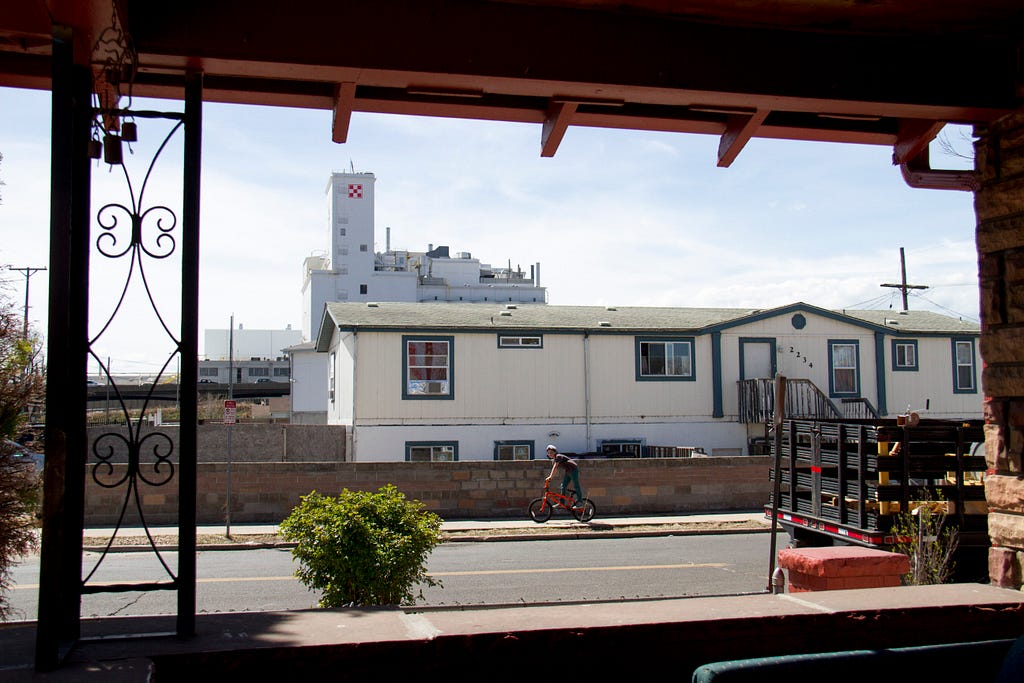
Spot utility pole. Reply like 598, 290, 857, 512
881, 247, 928, 311
8, 265, 46, 338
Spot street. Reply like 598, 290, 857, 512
6, 532, 782, 620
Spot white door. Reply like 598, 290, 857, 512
742, 341, 774, 380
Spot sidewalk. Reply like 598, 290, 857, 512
81, 511, 772, 549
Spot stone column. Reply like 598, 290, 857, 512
976, 109, 1024, 589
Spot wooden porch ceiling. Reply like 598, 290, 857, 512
1, 1, 1021, 167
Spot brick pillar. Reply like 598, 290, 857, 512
976, 108, 1024, 589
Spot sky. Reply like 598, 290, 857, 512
0, 85, 980, 376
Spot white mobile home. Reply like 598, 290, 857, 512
315, 301, 982, 461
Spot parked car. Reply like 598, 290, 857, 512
4, 439, 44, 472
198, 379, 215, 383
256, 378, 272, 383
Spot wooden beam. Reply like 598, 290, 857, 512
892, 118, 945, 165
332, 81, 356, 143
541, 100, 577, 157
717, 109, 769, 167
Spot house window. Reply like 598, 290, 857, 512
494, 441, 533, 460
636, 337, 694, 381
199, 367, 218, 377
403, 335, 454, 399
952, 338, 977, 393
273, 367, 290, 377
339, 227, 346, 236
328, 351, 336, 403
828, 339, 860, 396
892, 340, 918, 371
360, 244, 368, 252
360, 284, 368, 295
599, 440, 642, 457
498, 334, 542, 349
248, 367, 269, 377
406, 442, 457, 462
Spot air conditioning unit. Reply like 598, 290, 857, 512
426, 382, 444, 394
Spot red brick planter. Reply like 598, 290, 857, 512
778, 546, 910, 592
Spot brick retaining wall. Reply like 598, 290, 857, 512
977, 109, 1024, 588
83, 456, 771, 525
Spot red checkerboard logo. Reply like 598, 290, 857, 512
348, 184, 363, 198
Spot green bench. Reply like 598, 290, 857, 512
693, 637, 1024, 682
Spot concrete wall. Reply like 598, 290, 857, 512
82, 455, 771, 526
86, 424, 347, 463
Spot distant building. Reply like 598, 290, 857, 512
291, 170, 549, 423
301, 171, 547, 340
204, 324, 302, 360
199, 324, 301, 384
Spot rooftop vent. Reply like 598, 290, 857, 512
598, 321, 611, 327
367, 302, 379, 307
606, 306, 617, 311
500, 311, 512, 317
506, 304, 518, 309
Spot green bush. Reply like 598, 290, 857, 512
890, 501, 958, 586
280, 484, 443, 607
0, 295, 44, 621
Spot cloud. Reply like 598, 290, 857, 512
0, 87, 982, 371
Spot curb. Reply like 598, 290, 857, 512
83, 524, 773, 553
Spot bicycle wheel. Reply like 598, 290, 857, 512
572, 498, 596, 523
528, 498, 551, 523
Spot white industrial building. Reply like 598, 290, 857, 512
315, 301, 982, 462
198, 325, 302, 384
300, 171, 547, 341
287, 170, 549, 423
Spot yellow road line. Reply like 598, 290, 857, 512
430, 563, 727, 577
13, 563, 729, 589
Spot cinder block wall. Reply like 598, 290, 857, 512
977, 109, 1024, 589
82, 456, 771, 526
86, 424, 347, 463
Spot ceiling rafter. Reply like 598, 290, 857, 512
717, 109, 769, 167
541, 100, 577, 157
331, 81, 356, 143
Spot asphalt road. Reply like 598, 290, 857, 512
6, 532, 782, 620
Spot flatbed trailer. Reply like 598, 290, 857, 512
766, 418, 988, 561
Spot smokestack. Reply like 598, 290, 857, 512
386, 227, 391, 252
536, 262, 541, 287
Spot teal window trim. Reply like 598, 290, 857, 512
712, 332, 723, 418
497, 333, 544, 349
891, 339, 919, 371
738, 337, 778, 380
828, 338, 860, 397
874, 332, 887, 416
635, 336, 696, 381
493, 440, 535, 461
598, 439, 644, 456
405, 441, 459, 462
951, 337, 978, 394
328, 351, 336, 403
402, 334, 455, 400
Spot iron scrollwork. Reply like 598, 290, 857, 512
84, 110, 186, 589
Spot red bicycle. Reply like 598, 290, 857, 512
528, 481, 596, 523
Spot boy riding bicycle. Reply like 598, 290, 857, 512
545, 444, 584, 507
